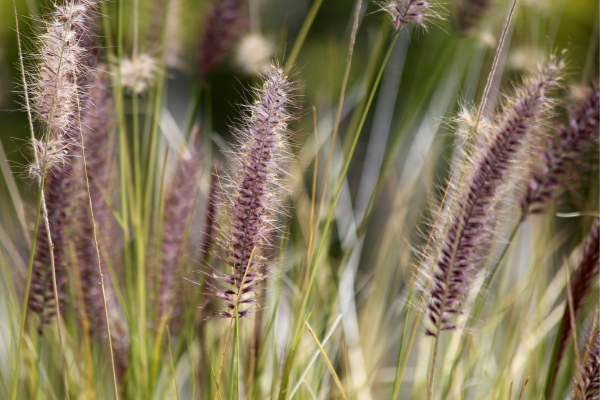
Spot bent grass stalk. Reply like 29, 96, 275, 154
305, 321, 347, 400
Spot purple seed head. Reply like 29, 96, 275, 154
574, 330, 600, 400
75, 69, 120, 338
423, 57, 562, 337
377, 0, 443, 31
208, 63, 294, 318
27, 0, 99, 333
550, 219, 600, 393
159, 133, 203, 322
198, 0, 247, 80
521, 84, 599, 216
453, 0, 490, 32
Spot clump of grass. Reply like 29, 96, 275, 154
2, 1, 598, 399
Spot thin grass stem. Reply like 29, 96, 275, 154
154, 147, 171, 328
42, 191, 70, 399
73, 73, 120, 400
305, 321, 347, 400
68, 241, 95, 395
10, 1, 43, 397
312, 0, 361, 257
565, 261, 582, 387
473, 0, 518, 135
284, 0, 325, 68
167, 327, 180, 400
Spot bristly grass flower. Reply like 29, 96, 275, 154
377, 0, 443, 30
423, 56, 562, 399
207, 63, 295, 318
425, 56, 563, 338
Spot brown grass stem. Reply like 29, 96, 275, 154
305, 321, 347, 400
517, 377, 529, 400
473, 0, 518, 134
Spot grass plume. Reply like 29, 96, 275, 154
208, 63, 294, 318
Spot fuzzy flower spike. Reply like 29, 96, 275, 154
29, 0, 96, 179
27, 0, 98, 331
378, 0, 442, 30
424, 57, 562, 337
208, 63, 294, 318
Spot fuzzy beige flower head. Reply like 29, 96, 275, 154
29, 135, 72, 181
235, 33, 275, 75
120, 54, 158, 94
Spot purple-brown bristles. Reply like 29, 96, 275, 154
522, 85, 599, 216
198, 0, 246, 80
208, 64, 294, 318
423, 58, 562, 337
159, 135, 203, 322
549, 219, 600, 396
75, 70, 119, 337
573, 329, 600, 399
377, 0, 442, 31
